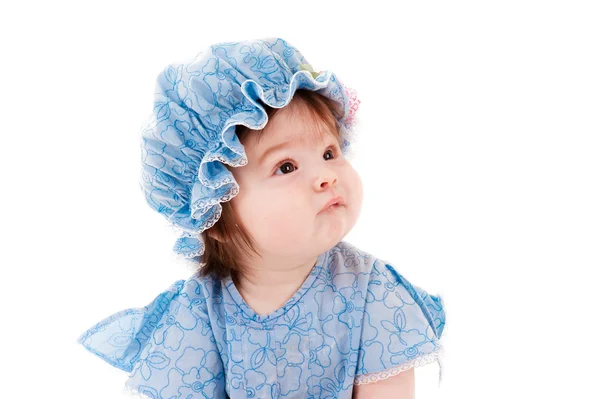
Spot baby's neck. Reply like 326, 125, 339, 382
233, 254, 319, 316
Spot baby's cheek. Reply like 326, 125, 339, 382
258, 211, 302, 247
266, 202, 305, 230
354, 170, 364, 203
345, 166, 363, 212
344, 165, 362, 190
230, 191, 263, 229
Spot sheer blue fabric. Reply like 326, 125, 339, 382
77, 241, 446, 398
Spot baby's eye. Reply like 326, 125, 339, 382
275, 160, 296, 175
273, 145, 340, 176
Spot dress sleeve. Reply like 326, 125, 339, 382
77, 279, 227, 398
355, 260, 447, 386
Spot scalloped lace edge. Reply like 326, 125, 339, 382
354, 347, 443, 386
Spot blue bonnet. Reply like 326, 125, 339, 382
139, 37, 361, 260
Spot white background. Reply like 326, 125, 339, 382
1, 1, 599, 398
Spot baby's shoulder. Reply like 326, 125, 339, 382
324, 241, 447, 341
317, 241, 392, 297
177, 271, 224, 308
326, 240, 381, 275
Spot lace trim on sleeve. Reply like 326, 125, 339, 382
354, 347, 443, 386
121, 384, 153, 399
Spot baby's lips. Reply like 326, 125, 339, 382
319, 195, 346, 214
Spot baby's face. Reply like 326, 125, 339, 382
229, 100, 363, 262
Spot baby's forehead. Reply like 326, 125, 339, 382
257, 111, 340, 146
261, 126, 336, 145
251, 131, 339, 162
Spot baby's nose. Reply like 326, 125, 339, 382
315, 172, 338, 190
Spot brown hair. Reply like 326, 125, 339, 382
196, 89, 343, 281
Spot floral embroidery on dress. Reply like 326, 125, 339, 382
78, 241, 446, 398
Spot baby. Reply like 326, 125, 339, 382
77, 37, 446, 399
202, 88, 362, 317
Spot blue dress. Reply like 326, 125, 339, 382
77, 241, 446, 398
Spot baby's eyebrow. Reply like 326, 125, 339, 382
258, 140, 294, 167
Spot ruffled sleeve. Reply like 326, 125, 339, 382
355, 260, 446, 386
77, 279, 227, 398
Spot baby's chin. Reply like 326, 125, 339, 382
265, 235, 343, 259
318, 204, 360, 237
316, 225, 353, 252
